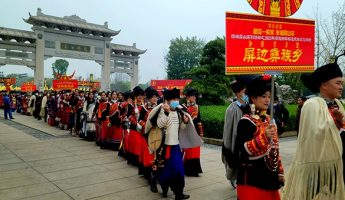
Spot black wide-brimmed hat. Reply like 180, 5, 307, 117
185, 87, 198, 97
230, 80, 245, 93
163, 88, 180, 100
301, 63, 343, 93
246, 75, 272, 98
231, 75, 260, 93
145, 86, 158, 99
132, 86, 144, 97
123, 90, 133, 100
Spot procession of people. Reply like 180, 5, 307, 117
2, 62, 345, 200
0, 86, 204, 200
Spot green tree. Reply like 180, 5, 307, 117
275, 73, 304, 95
52, 59, 69, 78
138, 82, 149, 90
165, 36, 205, 79
187, 37, 231, 105
6, 73, 33, 87
110, 81, 130, 92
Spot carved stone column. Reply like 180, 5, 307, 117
101, 41, 111, 91
34, 31, 44, 91
130, 59, 139, 89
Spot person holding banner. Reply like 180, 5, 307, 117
235, 75, 284, 200
282, 63, 345, 200
222, 79, 250, 189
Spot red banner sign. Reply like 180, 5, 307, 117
0, 78, 16, 85
21, 83, 37, 92
53, 79, 78, 90
78, 81, 100, 89
0, 78, 16, 91
150, 80, 192, 95
225, 12, 315, 75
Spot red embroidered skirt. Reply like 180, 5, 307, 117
237, 184, 280, 200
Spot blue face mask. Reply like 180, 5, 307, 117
169, 100, 179, 109
241, 95, 249, 103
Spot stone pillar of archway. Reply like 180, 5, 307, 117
130, 59, 139, 89
34, 31, 44, 91
101, 41, 111, 91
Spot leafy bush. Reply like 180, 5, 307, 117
200, 105, 228, 139
200, 104, 298, 139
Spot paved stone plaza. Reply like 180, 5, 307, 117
0, 112, 297, 200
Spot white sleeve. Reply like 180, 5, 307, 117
157, 108, 169, 129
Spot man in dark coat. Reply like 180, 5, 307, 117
3, 92, 14, 119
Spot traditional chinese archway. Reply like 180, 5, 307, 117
0, 8, 146, 91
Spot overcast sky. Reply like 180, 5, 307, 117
0, 0, 343, 84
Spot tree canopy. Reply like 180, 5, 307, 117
110, 81, 130, 92
52, 59, 69, 78
165, 36, 205, 79
315, 1, 345, 67
186, 37, 231, 105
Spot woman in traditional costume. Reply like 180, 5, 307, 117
94, 91, 108, 147
182, 88, 203, 177
138, 86, 159, 192
282, 63, 345, 200
126, 86, 144, 165
118, 91, 133, 159
80, 92, 96, 140
236, 75, 284, 200
105, 91, 122, 150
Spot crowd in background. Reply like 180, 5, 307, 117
0, 86, 204, 200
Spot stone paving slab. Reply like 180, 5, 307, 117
0, 111, 297, 200
53, 170, 127, 190
10, 114, 69, 137
21, 191, 73, 200
0, 182, 60, 199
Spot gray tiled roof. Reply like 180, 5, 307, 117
0, 27, 35, 39
111, 43, 146, 54
25, 13, 119, 36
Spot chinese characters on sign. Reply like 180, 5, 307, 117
225, 12, 315, 75
0, 78, 16, 91
21, 82, 37, 92
60, 43, 91, 53
52, 80, 78, 90
151, 80, 192, 96
78, 81, 101, 90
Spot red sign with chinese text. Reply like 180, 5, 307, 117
0, 78, 16, 91
21, 82, 37, 92
225, 12, 315, 75
150, 80, 192, 95
53, 79, 78, 90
